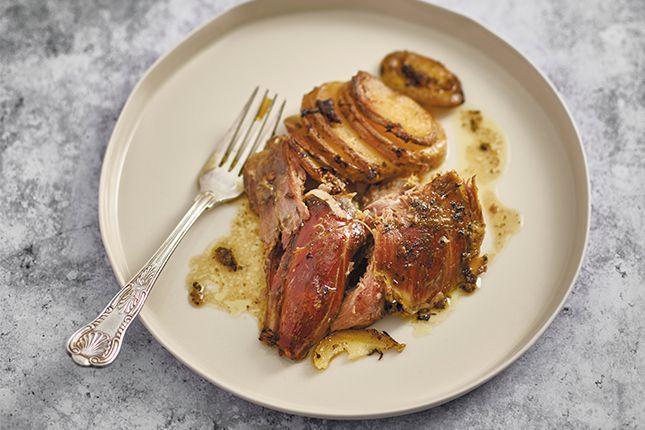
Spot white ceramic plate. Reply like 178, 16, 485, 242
99, 0, 589, 419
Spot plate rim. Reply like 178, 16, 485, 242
97, 0, 590, 419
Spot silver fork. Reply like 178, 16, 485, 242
66, 88, 285, 367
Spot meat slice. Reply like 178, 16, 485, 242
260, 190, 369, 360
331, 258, 387, 331
333, 171, 486, 328
243, 135, 309, 250
362, 174, 419, 207
373, 170, 486, 314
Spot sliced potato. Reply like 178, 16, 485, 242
285, 135, 347, 194
284, 115, 365, 183
285, 72, 449, 184
381, 50, 464, 108
338, 83, 422, 168
350, 71, 445, 147
338, 83, 447, 171
311, 329, 405, 370
300, 82, 397, 183
307, 82, 401, 181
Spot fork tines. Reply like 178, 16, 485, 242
217, 87, 286, 175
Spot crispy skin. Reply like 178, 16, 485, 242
300, 82, 398, 183
381, 50, 464, 108
333, 171, 486, 329
350, 71, 446, 148
260, 192, 369, 360
367, 171, 486, 314
338, 82, 446, 171
243, 135, 309, 250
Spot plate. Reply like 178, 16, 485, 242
98, 0, 589, 419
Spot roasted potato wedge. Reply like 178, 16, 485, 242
312, 329, 405, 370
380, 50, 464, 108
338, 82, 447, 171
300, 82, 398, 183
349, 71, 445, 147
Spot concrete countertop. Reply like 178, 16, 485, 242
1, 0, 643, 428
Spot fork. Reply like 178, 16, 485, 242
66, 88, 285, 367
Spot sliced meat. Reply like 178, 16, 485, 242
259, 191, 369, 360
362, 174, 420, 207
367, 170, 486, 314
243, 135, 309, 250
333, 171, 486, 329
331, 258, 387, 331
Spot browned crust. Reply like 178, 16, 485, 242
349, 71, 445, 148
380, 50, 465, 108
338, 82, 446, 171
284, 115, 365, 183
300, 83, 396, 183
284, 135, 347, 194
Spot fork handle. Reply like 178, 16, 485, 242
66, 191, 220, 367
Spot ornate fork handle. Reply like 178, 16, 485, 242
66, 192, 219, 367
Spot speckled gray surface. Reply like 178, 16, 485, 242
1, 0, 643, 428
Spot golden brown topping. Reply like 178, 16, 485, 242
380, 50, 465, 108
